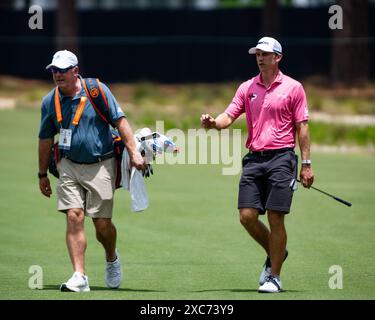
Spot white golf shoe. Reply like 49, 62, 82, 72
60, 272, 90, 292
105, 249, 123, 288
259, 250, 288, 285
259, 257, 272, 286
258, 275, 283, 293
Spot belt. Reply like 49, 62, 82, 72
249, 147, 294, 156
64, 152, 114, 165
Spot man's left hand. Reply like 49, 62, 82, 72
300, 165, 314, 188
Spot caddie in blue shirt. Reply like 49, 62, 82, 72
38, 50, 146, 292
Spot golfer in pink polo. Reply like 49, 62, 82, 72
201, 37, 314, 293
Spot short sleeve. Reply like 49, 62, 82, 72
292, 83, 309, 122
100, 83, 126, 123
224, 81, 248, 120
38, 98, 58, 139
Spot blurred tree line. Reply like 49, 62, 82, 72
0, 0, 371, 85
54, 0, 374, 86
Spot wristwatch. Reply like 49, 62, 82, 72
301, 159, 312, 165
38, 172, 48, 179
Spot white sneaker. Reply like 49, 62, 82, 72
259, 257, 272, 286
258, 275, 282, 293
60, 272, 90, 292
105, 249, 123, 288
259, 250, 288, 285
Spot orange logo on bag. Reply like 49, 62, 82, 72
90, 87, 99, 98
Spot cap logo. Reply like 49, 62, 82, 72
90, 87, 99, 98
258, 41, 269, 45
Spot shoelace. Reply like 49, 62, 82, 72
107, 261, 121, 277
265, 275, 273, 282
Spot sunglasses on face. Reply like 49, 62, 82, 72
50, 66, 74, 74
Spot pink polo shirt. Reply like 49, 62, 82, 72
225, 71, 309, 151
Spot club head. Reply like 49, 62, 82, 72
140, 132, 161, 141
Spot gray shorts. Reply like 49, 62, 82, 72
57, 157, 116, 218
238, 150, 298, 214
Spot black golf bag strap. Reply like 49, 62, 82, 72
82, 77, 115, 128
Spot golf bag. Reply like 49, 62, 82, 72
48, 78, 124, 189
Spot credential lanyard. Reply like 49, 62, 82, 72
54, 87, 87, 127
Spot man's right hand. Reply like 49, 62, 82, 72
39, 177, 52, 197
200, 114, 216, 129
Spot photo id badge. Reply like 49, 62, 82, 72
58, 128, 72, 150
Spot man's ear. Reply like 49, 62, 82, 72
275, 54, 283, 63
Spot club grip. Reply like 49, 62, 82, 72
334, 197, 352, 207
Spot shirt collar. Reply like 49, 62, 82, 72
255, 70, 284, 87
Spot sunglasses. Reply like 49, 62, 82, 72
50, 66, 75, 74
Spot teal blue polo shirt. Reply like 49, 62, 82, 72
38, 77, 125, 163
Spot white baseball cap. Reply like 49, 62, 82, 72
248, 37, 282, 55
46, 50, 78, 70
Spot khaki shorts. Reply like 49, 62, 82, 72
57, 157, 116, 218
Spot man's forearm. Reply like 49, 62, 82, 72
296, 121, 314, 188
39, 138, 54, 174
296, 121, 311, 160
115, 117, 138, 156
214, 113, 234, 130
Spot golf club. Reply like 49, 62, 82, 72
296, 179, 352, 207
140, 132, 160, 141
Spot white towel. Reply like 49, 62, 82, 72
121, 148, 149, 212
119, 128, 177, 212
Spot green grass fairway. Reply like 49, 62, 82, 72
0, 107, 374, 300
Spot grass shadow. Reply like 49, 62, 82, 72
42, 284, 166, 293
191, 288, 258, 293
191, 288, 302, 293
